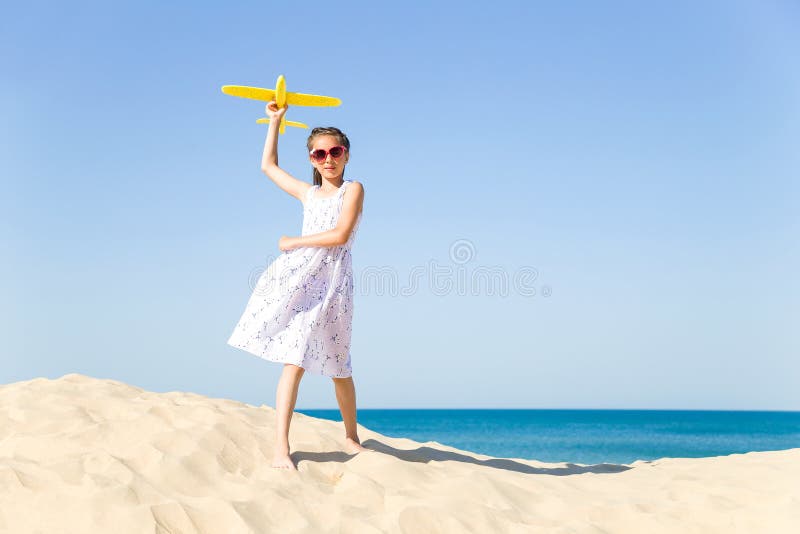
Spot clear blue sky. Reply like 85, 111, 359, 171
3, 1, 798, 409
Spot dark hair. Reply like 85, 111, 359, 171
306, 126, 351, 186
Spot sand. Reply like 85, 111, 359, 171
0, 373, 797, 533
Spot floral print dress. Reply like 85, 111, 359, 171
227, 180, 362, 378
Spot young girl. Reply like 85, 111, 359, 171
227, 101, 369, 471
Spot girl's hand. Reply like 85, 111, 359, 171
265, 100, 288, 121
278, 235, 295, 252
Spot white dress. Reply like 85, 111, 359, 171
227, 180, 362, 377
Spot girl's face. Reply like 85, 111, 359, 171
310, 134, 349, 181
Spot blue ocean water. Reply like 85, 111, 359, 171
295, 409, 800, 465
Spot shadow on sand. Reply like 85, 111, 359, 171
292, 439, 637, 476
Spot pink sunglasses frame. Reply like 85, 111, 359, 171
309, 145, 348, 162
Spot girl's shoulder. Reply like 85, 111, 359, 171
345, 179, 364, 193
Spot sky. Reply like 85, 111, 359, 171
2, 0, 798, 410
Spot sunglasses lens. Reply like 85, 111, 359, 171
311, 149, 326, 161
329, 146, 344, 158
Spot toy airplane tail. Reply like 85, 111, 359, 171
255, 117, 309, 133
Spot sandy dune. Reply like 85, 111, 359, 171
0, 373, 797, 533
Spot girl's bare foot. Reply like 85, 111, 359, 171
272, 444, 297, 470
344, 437, 373, 455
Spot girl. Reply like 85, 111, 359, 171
227, 100, 369, 471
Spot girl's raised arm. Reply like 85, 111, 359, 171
261, 101, 311, 203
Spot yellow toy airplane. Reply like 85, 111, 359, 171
221, 74, 341, 134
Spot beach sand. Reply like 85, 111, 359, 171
0, 373, 797, 533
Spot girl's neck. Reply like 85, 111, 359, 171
319, 178, 345, 192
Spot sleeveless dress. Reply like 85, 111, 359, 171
227, 179, 363, 378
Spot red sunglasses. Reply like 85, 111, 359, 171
309, 145, 347, 162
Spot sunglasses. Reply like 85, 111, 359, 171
309, 145, 347, 162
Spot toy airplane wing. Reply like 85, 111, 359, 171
221, 85, 340, 106
285, 93, 341, 107
221, 85, 276, 101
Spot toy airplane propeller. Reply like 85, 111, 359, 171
221, 74, 341, 134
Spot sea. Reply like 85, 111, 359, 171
295, 409, 800, 465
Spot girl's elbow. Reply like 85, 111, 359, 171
334, 232, 349, 246
261, 164, 279, 175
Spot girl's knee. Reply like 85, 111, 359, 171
332, 375, 353, 382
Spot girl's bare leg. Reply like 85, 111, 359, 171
333, 376, 372, 454
272, 364, 305, 470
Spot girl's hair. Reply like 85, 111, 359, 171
306, 126, 351, 186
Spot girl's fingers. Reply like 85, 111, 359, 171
265, 101, 287, 115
